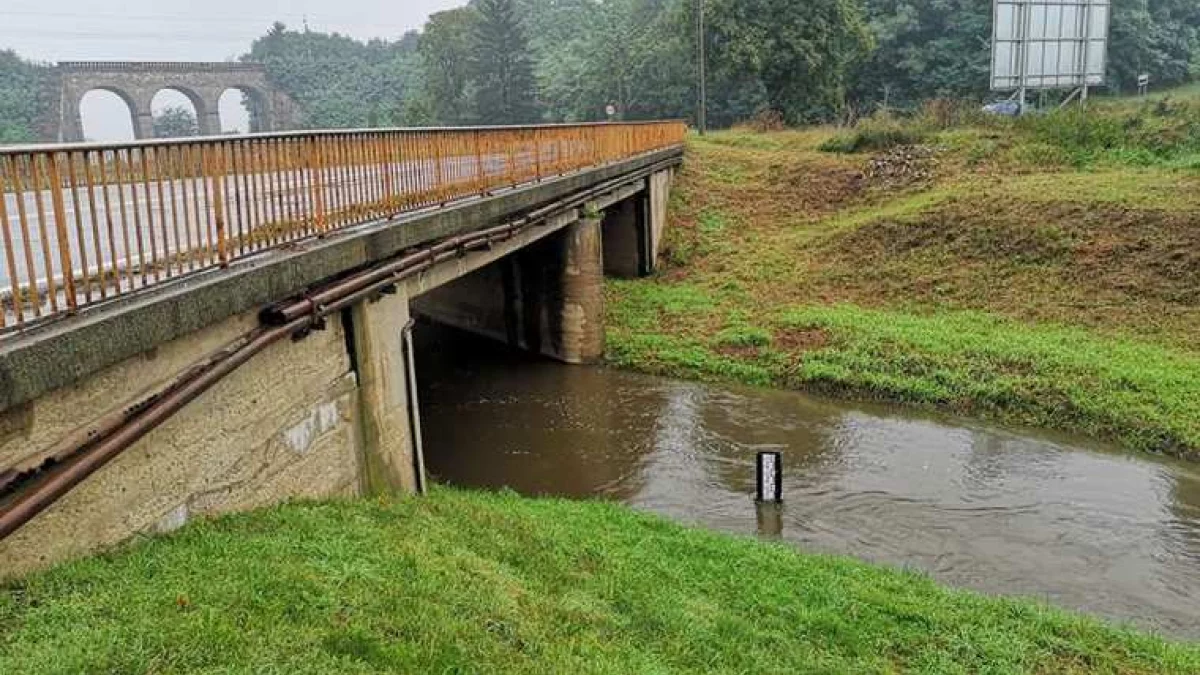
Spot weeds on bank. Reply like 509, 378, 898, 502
819, 93, 1200, 169
608, 93, 1200, 457
607, 281, 1200, 457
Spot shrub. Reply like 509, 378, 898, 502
746, 107, 786, 132
819, 114, 927, 154
918, 98, 987, 129
1019, 101, 1200, 166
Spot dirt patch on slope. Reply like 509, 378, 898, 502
814, 199, 1200, 346
774, 328, 830, 352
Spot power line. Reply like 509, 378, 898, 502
0, 9, 420, 31
0, 29, 263, 43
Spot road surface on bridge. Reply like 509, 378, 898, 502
2, 155, 515, 292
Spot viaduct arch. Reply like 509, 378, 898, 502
52, 61, 297, 142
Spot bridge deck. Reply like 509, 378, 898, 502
0, 122, 685, 334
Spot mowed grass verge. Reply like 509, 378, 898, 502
607, 125, 1200, 458
2, 490, 1198, 674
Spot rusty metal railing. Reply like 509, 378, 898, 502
0, 121, 686, 332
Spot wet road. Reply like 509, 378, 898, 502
1, 155, 511, 295
416, 326, 1200, 640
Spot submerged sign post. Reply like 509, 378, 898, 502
991, 0, 1111, 107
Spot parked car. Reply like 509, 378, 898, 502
982, 100, 1023, 117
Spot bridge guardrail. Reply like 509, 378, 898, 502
0, 121, 686, 332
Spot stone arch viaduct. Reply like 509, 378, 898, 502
51, 61, 297, 142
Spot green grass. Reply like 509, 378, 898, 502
1, 489, 1197, 674
607, 286, 1200, 457
609, 122, 1200, 459
818, 116, 928, 154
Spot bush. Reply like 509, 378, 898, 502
918, 98, 987, 129
746, 107, 786, 132
819, 114, 927, 154
1019, 101, 1200, 166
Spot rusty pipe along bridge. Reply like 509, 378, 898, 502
0, 121, 686, 571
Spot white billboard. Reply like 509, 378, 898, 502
991, 0, 1110, 91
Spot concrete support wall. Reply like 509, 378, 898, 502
602, 192, 656, 278
414, 216, 606, 365
648, 169, 674, 265
0, 290, 428, 577
602, 197, 644, 278
559, 217, 606, 364
0, 310, 363, 578
348, 291, 420, 495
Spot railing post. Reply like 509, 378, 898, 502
534, 128, 542, 181
207, 143, 229, 267
380, 133, 395, 212
0, 160, 22, 326
310, 136, 328, 233
433, 131, 446, 204
473, 130, 486, 195
46, 153, 76, 312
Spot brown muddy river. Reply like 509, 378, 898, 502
415, 325, 1200, 640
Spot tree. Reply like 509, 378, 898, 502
1109, 0, 1200, 93
0, 50, 52, 144
536, 0, 693, 122
851, 0, 992, 110
153, 106, 199, 137
697, 0, 874, 124
246, 23, 426, 129
419, 8, 479, 125
470, 0, 540, 124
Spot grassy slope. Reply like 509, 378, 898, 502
607, 106, 1200, 458
1, 490, 1197, 674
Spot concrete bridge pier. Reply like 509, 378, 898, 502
134, 109, 155, 140
343, 214, 613, 497
349, 293, 422, 496
201, 110, 223, 137
556, 216, 606, 364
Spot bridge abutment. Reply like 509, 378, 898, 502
349, 292, 422, 496
558, 216, 607, 364
0, 309, 365, 578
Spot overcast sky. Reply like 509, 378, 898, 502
1, 0, 466, 139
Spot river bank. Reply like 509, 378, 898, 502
413, 325, 1200, 640
1, 489, 1197, 673
607, 116, 1200, 459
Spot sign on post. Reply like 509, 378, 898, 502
756, 452, 782, 504
991, 0, 1110, 96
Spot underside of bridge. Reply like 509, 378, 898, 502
0, 155, 677, 576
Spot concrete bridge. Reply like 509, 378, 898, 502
49, 61, 296, 142
0, 122, 685, 574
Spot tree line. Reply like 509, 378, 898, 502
249, 0, 1200, 128
0, 0, 1197, 142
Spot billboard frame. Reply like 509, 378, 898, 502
990, 0, 1111, 106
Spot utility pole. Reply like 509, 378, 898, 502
697, 0, 707, 135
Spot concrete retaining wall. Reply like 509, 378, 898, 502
0, 308, 362, 577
